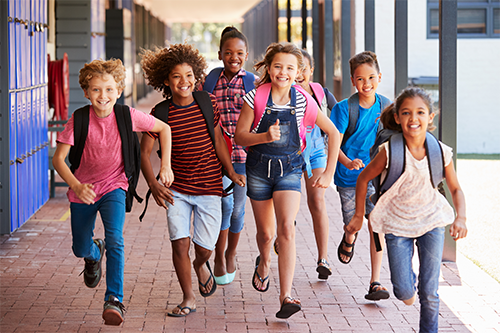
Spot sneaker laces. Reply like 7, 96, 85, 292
79, 259, 97, 276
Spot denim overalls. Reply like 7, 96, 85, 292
246, 87, 304, 201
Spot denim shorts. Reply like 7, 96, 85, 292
303, 144, 327, 172
246, 150, 303, 201
166, 189, 222, 251
337, 181, 375, 225
221, 162, 246, 233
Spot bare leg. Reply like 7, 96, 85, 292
251, 198, 275, 290
214, 229, 228, 277
304, 168, 329, 262
226, 231, 241, 274
274, 191, 301, 303
171, 238, 196, 315
192, 244, 214, 295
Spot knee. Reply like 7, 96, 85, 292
402, 293, 416, 305
172, 238, 190, 256
277, 224, 295, 242
307, 193, 324, 213
257, 230, 275, 244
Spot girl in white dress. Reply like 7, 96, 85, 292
346, 87, 467, 333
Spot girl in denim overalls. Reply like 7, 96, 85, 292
234, 43, 340, 319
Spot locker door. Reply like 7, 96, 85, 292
14, 0, 22, 88
34, 87, 42, 209
26, 89, 34, 218
31, 0, 37, 85
41, 86, 49, 203
8, 0, 16, 90
10, 93, 18, 233
16, 92, 25, 227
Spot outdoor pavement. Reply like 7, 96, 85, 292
1, 92, 499, 333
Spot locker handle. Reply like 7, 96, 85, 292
16, 157, 24, 164
8, 17, 13, 22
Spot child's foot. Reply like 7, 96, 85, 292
364, 281, 390, 301
81, 239, 105, 288
337, 232, 358, 264
195, 261, 217, 297
167, 298, 196, 317
102, 295, 125, 326
225, 250, 237, 276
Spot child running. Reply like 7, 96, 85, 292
348, 86, 467, 333
329, 51, 391, 300
140, 43, 245, 318
274, 49, 337, 280
202, 26, 254, 285
52, 59, 173, 326
234, 42, 340, 319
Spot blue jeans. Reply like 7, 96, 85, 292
385, 227, 445, 333
221, 163, 247, 233
70, 188, 126, 302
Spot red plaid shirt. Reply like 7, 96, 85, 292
211, 69, 253, 163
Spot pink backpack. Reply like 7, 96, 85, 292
252, 82, 318, 178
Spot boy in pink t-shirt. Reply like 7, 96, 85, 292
52, 59, 173, 326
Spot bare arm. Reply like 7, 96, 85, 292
214, 124, 245, 187
312, 111, 340, 188
345, 147, 387, 235
52, 143, 96, 204
140, 133, 173, 208
234, 101, 280, 147
444, 160, 467, 240
150, 119, 174, 187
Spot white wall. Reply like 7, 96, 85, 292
360, 0, 500, 154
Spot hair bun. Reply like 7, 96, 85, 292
221, 26, 238, 36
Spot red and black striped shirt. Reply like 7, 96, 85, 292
147, 95, 223, 196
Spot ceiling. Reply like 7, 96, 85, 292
134, 0, 264, 24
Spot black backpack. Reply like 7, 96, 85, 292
69, 104, 143, 212
139, 91, 234, 222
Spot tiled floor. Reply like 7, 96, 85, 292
1, 93, 499, 332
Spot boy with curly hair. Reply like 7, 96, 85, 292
140, 43, 245, 317
53, 58, 173, 326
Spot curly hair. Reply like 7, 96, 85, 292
140, 43, 207, 99
79, 58, 126, 91
349, 51, 380, 77
254, 42, 304, 87
381, 86, 438, 132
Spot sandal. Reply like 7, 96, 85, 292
316, 259, 332, 280
251, 256, 269, 292
337, 232, 358, 264
276, 296, 301, 319
198, 262, 217, 297
167, 305, 197, 317
364, 281, 390, 301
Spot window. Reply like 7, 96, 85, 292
428, 0, 500, 38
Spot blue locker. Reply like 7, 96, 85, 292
10, 93, 18, 233
25, 0, 32, 87
16, 92, 25, 226
41, 86, 49, 204
31, 0, 38, 86
34, 87, 42, 209
26, 89, 34, 218
8, 0, 16, 90
14, 0, 21, 88
42, 0, 48, 84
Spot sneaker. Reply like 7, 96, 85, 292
80, 238, 105, 288
103, 295, 125, 326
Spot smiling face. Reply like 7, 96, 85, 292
394, 96, 435, 138
219, 37, 248, 80
296, 56, 313, 89
351, 63, 381, 101
164, 63, 196, 105
267, 52, 300, 89
84, 74, 122, 117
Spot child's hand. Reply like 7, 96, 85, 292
267, 119, 280, 142
159, 166, 174, 187
345, 214, 364, 235
449, 217, 467, 241
347, 158, 364, 170
72, 183, 96, 205
312, 171, 333, 188
150, 182, 174, 209
228, 171, 246, 187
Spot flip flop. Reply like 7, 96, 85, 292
251, 255, 269, 292
275, 297, 301, 319
337, 232, 358, 264
316, 259, 332, 280
364, 281, 390, 301
167, 305, 196, 317
198, 261, 217, 297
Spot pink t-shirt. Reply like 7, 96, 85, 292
57, 106, 156, 203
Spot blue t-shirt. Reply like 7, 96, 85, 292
329, 95, 384, 187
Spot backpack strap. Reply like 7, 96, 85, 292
379, 133, 406, 196
342, 93, 389, 147
203, 67, 224, 94
309, 82, 325, 106
193, 91, 216, 148
242, 71, 255, 93
425, 132, 445, 188
69, 105, 90, 172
